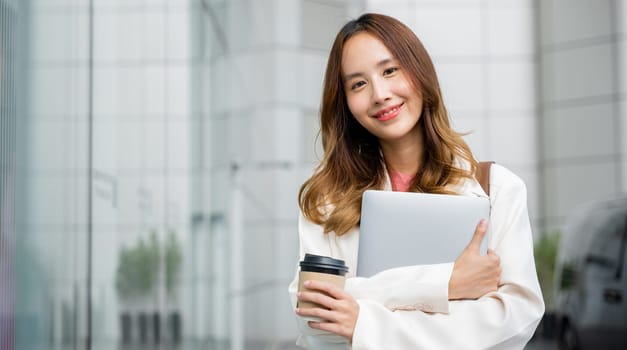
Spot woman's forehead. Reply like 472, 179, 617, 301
341, 33, 396, 75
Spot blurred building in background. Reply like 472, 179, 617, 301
538, 0, 627, 230
0, 0, 625, 349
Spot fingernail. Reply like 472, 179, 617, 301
480, 219, 488, 228
304, 280, 311, 287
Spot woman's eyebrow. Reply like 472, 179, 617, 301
342, 58, 395, 82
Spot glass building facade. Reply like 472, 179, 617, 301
7, 0, 345, 348
1, 0, 17, 349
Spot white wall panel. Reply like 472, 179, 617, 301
366, 1, 415, 30
414, 8, 482, 57
250, 108, 281, 164
619, 40, 627, 94
30, 11, 71, 62
489, 115, 537, 166
302, 0, 345, 50
27, 120, 66, 171
227, 0, 275, 51
545, 161, 618, 219
488, 62, 535, 111
144, 66, 166, 117
167, 11, 191, 61
144, 11, 166, 61
144, 120, 166, 170
551, 103, 616, 160
274, 0, 300, 46
116, 120, 142, 172
541, 0, 612, 45
437, 63, 484, 111
487, 6, 534, 56
116, 12, 143, 62
92, 119, 117, 172
167, 65, 192, 117
550, 43, 614, 102
301, 52, 326, 110
30, 67, 73, 118
276, 50, 303, 106
114, 67, 143, 117
167, 121, 191, 170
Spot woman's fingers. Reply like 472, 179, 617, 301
308, 320, 351, 339
449, 227, 503, 300
295, 284, 360, 341
468, 219, 489, 252
298, 289, 339, 310
295, 301, 337, 321
303, 280, 347, 300
301, 303, 360, 340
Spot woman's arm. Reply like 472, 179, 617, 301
289, 210, 502, 348
346, 219, 500, 312
287, 212, 475, 348
349, 165, 544, 349
293, 219, 503, 347
288, 166, 538, 349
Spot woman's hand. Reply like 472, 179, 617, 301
448, 219, 501, 300
295, 280, 360, 341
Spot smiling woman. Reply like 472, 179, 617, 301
342, 33, 424, 147
288, 13, 544, 350
300, 12, 478, 240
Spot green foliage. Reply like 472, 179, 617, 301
116, 230, 182, 298
165, 230, 182, 295
558, 261, 577, 291
534, 231, 560, 309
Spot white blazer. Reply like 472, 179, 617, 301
288, 163, 545, 349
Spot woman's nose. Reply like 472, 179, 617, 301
371, 79, 392, 104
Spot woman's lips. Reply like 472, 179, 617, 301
374, 103, 403, 121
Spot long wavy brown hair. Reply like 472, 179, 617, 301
299, 13, 478, 236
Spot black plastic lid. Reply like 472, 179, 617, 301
299, 253, 349, 275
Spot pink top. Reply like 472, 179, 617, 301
388, 169, 415, 192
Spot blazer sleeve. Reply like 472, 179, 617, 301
350, 165, 545, 350
288, 211, 457, 349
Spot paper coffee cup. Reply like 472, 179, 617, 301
297, 254, 349, 311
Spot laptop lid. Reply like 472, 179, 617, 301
357, 190, 490, 277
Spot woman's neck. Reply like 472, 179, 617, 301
380, 128, 424, 175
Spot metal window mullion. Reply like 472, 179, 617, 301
0, 2, 5, 346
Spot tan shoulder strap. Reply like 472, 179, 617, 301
476, 161, 495, 196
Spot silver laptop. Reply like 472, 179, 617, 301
357, 190, 490, 277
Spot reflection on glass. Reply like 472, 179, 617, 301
114, 232, 183, 346
554, 197, 627, 350
14, 1, 212, 349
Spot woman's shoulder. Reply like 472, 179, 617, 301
489, 163, 527, 200
457, 160, 525, 199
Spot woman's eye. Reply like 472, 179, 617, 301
351, 81, 366, 90
383, 67, 398, 76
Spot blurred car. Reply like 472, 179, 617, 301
553, 196, 627, 349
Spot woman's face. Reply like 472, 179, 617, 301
341, 32, 424, 145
